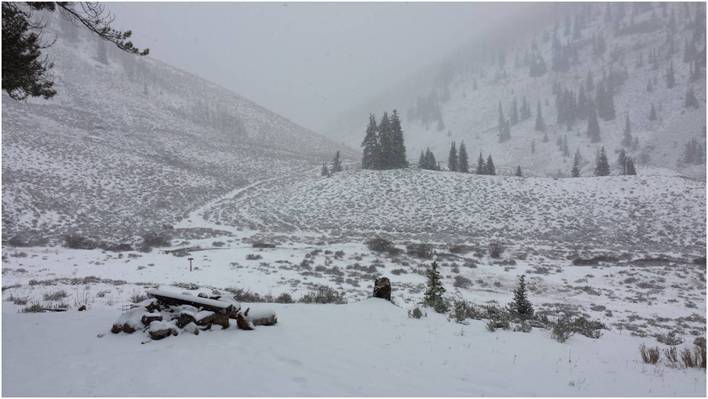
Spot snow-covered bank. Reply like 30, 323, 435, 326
2, 299, 704, 396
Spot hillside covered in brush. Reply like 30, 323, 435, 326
330, 3, 706, 178
1, 12, 352, 244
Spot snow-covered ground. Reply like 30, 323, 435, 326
2, 168, 705, 395
3, 300, 706, 396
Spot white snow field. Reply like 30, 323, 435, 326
3, 299, 706, 396
2, 168, 705, 396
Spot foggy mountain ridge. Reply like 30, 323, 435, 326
329, 3, 707, 179
1, 12, 355, 243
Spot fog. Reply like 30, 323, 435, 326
108, 2, 543, 132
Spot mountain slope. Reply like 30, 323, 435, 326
2, 13, 354, 243
329, 3, 706, 178
194, 168, 705, 253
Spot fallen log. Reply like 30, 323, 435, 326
146, 289, 241, 316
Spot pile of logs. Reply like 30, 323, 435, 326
111, 289, 277, 341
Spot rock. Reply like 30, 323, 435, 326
111, 324, 123, 334
248, 309, 278, 326
175, 313, 196, 329
182, 322, 200, 335
212, 313, 230, 329
141, 313, 163, 326
694, 336, 706, 349
373, 277, 392, 301
194, 310, 216, 326
145, 300, 161, 313
122, 323, 136, 334
148, 321, 177, 340
78, 305, 87, 311
236, 310, 254, 330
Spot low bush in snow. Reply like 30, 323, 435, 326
246, 254, 263, 260
43, 290, 68, 301
488, 242, 505, 259
298, 286, 346, 304
406, 243, 434, 259
140, 231, 172, 250
408, 306, 425, 319
640, 344, 661, 364
21, 303, 45, 313
366, 237, 401, 255
63, 233, 98, 250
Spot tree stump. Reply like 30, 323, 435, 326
373, 277, 391, 301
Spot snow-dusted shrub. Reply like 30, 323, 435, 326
246, 254, 262, 260
551, 317, 574, 343
298, 286, 346, 304
7, 295, 28, 305
226, 288, 266, 302
640, 344, 661, 364
656, 331, 684, 346
63, 234, 98, 250
552, 315, 606, 342
486, 316, 510, 332
140, 231, 171, 250
408, 307, 425, 319
274, 293, 293, 304
366, 237, 400, 255
21, 303, 45, 313
451, 299, 474, 323
406, 243, 434, 259
130, 293, 148, 304
43, 290, 68, 301
664, 346, 679, 366
488, 242, 504, 259
513, 321, 532, 333
453, 275, 472, 289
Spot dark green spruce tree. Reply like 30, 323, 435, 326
458, 141, 469, 173
331, 150, 343, 173
476, 153, 486, 174
378, 112, 393, 169
423, 261, 447, 313
595, 147, 610, 176
389, 110, 408, 167
535, 100, 546, 131
448, 141, 458, 171
571, 149, 581, 177
361, 114, 379, 170
486, 155, 496, 175
509, 275, 534, 320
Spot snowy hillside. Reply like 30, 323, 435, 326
196, 168, 706, 253
1, 13, 353, 243
328, 3, 706, 178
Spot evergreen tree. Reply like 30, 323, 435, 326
520, 96, 532, 120
617, 149, 627, 174
498, 101, 506, 138
531, 139, 536, 154
685, 87, 699, 109
486, 154, 496, 175
458, 141, 469, 173
378, 112, 393, 169
320, 162, 330, 177
571, 149, 581, 177
331, 151, 343, 173
361, 114, 379, 170
448, 141, 458, 171
423, 261, 447, 313
595, 147, 610, 176
625, 157, 637, 175
509, 275, 534, 320
535, 100, 546, 131
649, 103, 658, 121
666, 62, 676, 88
587, 102, 601, 142
515, 165, 522, 177
389, 110, 408, 168
622, 114, 632, 146
510, 97, 519, 125
418, 150, 426, 169
476, 153, 486, 174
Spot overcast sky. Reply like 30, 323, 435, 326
109, 3, 530, 132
